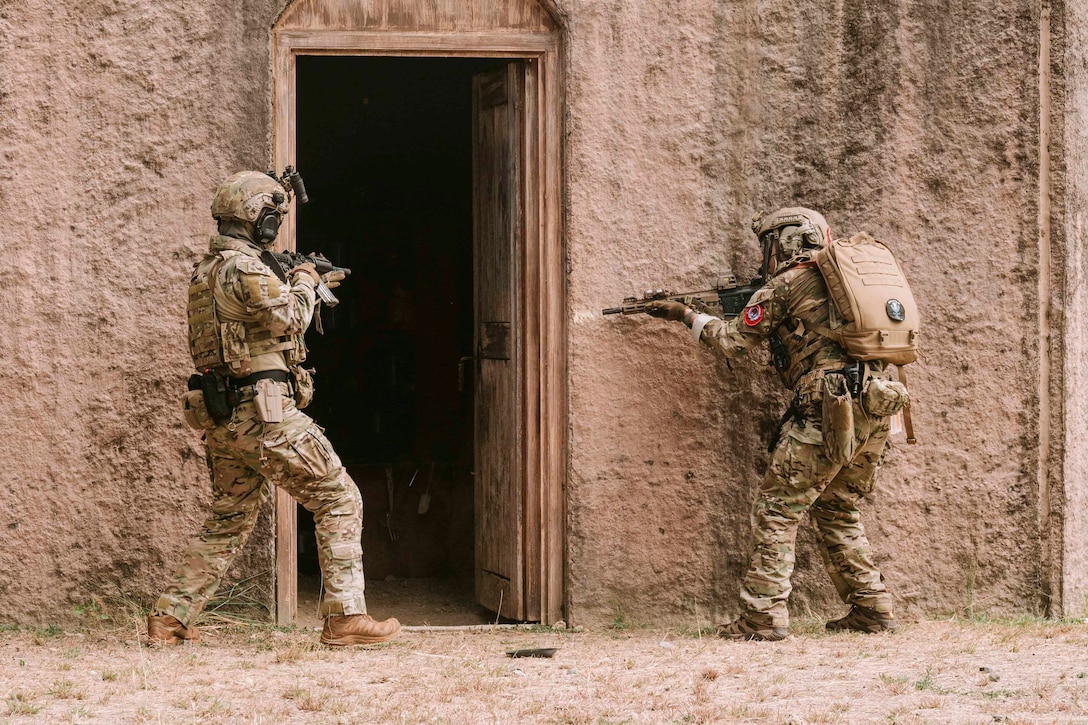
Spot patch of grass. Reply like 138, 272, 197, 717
878, 673, 911, 695
197, 572, 272, 626
914, 667, 941, 692
7, 691, 42, 715
274, 640, 317, 663
198, 696, 231, 718
73, 601, 110, 625
671, 623, 718, 639
101, 671, 118, 682
521, 623, 578, 635
788, 617, 833, 636
35, 623, 64, 639
281, 684, 328, 713
608, 608, 629, 631
48, 679, 85, 700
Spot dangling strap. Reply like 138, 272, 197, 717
897, 364, 917, 444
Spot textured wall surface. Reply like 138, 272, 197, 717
0, 0, 1074, 626
0, 0, 289, 623
564, 0, 1054, 625
1061, 0, 1088, 618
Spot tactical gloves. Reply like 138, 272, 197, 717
289, 262, 321, 286
322, 269, 347, 290
645, 300, 690, 322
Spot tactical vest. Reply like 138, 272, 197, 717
187, 245, 305, 376
810, 233, 919, 365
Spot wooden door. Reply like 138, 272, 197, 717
472, 63, 526, 620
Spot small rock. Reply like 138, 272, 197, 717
566, 667, 579, 676
658, 640, 677, 649
553, 620, 567, 629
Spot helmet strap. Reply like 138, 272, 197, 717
759, 231, 776, 279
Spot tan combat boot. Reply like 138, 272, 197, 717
320, 613, 401, 646
825, 605, 898, 633
146, 612, 200, 646
716, 616, 787, 642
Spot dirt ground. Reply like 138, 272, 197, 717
2, 615, 1087, 724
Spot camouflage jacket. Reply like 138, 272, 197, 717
188, 235, 317, 375
696, 253, 866, 390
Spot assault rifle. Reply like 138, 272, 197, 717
261, 250, 350, 308
602, 272, 763, 318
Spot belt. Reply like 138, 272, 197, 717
231, 370, 291, 388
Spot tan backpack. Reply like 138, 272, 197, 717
811, 232, 919, 366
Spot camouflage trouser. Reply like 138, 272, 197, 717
739, 379, 893, 628
155, 382, 366, 625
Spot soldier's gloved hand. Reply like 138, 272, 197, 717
289, 262, 321, 286
645, 300, 690, 322
322, 269, 347, 290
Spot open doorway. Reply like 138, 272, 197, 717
294, 57, 507, 625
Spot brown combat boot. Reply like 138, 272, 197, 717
716, 616, 787, 642
146, 612, 200, 646
825, 605, 898, 633
320, 613, 401, 646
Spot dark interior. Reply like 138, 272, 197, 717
294, 56, 505, 622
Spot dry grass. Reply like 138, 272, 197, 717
0, 616, 1086, 723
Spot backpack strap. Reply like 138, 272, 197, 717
800, 320, 843, 346
897, 364, 917, 444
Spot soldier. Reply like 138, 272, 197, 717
646, 207, 900, 641
147, 171, 400, 646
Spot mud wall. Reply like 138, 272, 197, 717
565, 0, 1055, 625
1061, 0, 1088, 618
0, 0, 1072, 626
0, 0, 290, 623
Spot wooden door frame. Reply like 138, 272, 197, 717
271, 29, 566, 625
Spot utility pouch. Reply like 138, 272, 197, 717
254, 378, 284, 424
199, 369, 237, 423
181, 389, 217, 430
862, 376, 910, 417
821, 373, 856, 466
292, 366, 315, 410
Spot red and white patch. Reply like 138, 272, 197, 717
743, 304, 765, 327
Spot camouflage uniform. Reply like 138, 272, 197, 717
155, 235, 367, 625
693, 252, 894, 628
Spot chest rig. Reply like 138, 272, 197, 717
187, 237, 306, 376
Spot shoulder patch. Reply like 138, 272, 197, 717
743, 304, 765, 327
233, 256, 272, 276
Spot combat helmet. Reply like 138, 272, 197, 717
751, 206, 831, 277
211, 170, 293, 245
